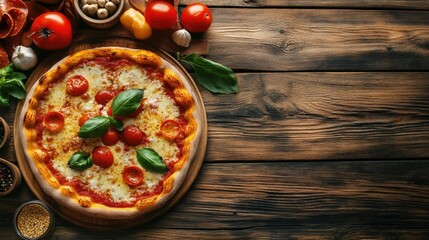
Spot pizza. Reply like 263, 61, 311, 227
19, 47, 203, 219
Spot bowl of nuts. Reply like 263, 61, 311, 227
74, 0, 124, 29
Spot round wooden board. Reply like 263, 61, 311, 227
13, 38, 208, 230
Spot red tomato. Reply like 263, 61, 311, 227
102, 128, 120, 146
44, 111, 65, 133
92, 146, 114, 168
126, 103, 144, 118
30, 12, 73, 51
123, 125, 144, 146
122, 166, 144, 187
66, 75, 89, 96
78, 113, 96, 126
159, 119, 181, 141
95, 90, 114, 105
145, 1, 177, 30
181, 3, 212, 33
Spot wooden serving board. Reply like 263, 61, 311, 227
13, 38, 208, 230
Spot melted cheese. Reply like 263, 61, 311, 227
37, 61, 181, 203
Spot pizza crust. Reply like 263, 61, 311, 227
19, 47, 203, 219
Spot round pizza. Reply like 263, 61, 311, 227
19, 47, 203, 219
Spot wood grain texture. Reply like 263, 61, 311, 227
1, 161, 428, 239
182, 0, 429, 10
202, 72, 429, 161
200, 8, 429, 71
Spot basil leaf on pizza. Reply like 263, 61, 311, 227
68, 151, 93, 171
137, 148, 168, 173
78, 116, 110, 138
109, 117, 124, 131
111, 89, 144, 116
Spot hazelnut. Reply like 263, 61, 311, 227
105, 2, 117, 14
111, 0, 120, 4
97, 0, 106, 8
97, 8, 109, 19
87, 0, 97, 4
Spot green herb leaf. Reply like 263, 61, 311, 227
109, 117, 124, 131
0, 63, 27, 107
78, 116, 110, 138
111, 89, 144, 116
177, 53, 238, 94
136, 148, 168, 173
67, 151, 93, 171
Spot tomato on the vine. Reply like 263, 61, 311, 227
30, 12, 72, 51
181, 3, 212, 33
145, 1, 177, 30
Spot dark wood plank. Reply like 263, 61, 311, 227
201, 72, 429, 161
182, 0, 429, 10
198, 8, 429, 71
2, 72, 429, 162
1, 161, 428, 238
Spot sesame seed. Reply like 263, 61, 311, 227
17, 204, 51, 239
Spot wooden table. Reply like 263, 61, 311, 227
1, 0, 429, 238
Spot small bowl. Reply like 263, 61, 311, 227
73, 0, 125, 29
0, 116, 10, 149
0, 158, 21, 196
14, 200, 55, 240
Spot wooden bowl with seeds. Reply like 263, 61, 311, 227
14, 200, 55, 240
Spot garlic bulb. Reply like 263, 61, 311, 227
12, 46, 38, 71
172, 29, 191, 48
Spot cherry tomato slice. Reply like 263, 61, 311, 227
122, 166, 144, 187
181, 3, 213, 33
160, 119, 181, 141
92, 146, 114, 168
78, 112, 97, 126
45, 111, 65, 133
102, 128, 120, 146
66, 75, 89, 96
123, 125, 144, 146
95, 90, 114, 105
145, 1, 177, 30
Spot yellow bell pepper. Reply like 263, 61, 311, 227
120, 8, 152, 40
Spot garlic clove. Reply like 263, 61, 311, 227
171, 29, 192, 48
12, 46, 38, 71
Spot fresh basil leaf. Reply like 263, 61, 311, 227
109, 117, 124, 131
136, 148, 168, 173
0, 64, 27, 107
177, 53, 238, 94
1, 79, 26, 99
0, 64, 14, 76
111, 89, 143, 116
67, 151, 93, 171
78, 116, 110, 138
